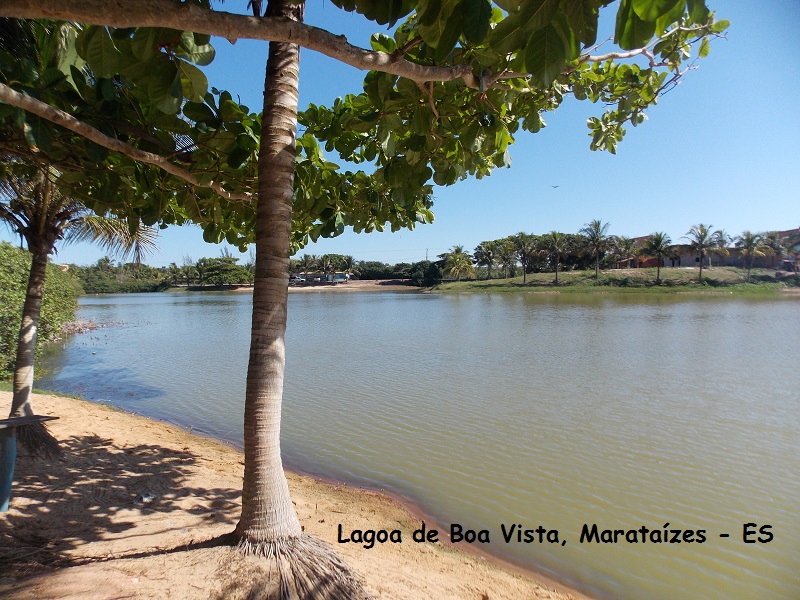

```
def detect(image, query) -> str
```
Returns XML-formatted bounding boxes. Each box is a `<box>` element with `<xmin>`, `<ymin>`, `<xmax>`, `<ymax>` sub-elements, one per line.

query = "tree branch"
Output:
<box><xmin>0</xmin><ymin>83</ymin><xmax>251</xmax><ymax>202</ymax></box>
<box><xmin>0</xmin><ymin>0</ymin><xmax>473</xmax><ymax>84</ymax></box>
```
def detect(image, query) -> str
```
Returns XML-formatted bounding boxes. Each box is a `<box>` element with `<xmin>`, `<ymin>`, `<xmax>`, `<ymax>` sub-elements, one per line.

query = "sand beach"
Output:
<box><xmin>0</xmin><ymin>391</ymin><xmax>586</xmax><ymax>600</ymax></box>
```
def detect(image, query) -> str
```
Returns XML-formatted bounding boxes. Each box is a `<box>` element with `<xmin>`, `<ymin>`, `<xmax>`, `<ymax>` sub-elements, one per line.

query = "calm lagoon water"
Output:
<box><xmin>37</xmin><ymin>291</ymin><xmax>800</xmax><ymax>600</ymax></box>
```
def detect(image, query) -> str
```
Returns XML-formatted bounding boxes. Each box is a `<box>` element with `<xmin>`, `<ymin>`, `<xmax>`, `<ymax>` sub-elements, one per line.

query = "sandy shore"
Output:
<box><xmin>290</xmin><ymin>280</ymin><xmax>419</xmax><ymax>293</ymax></box>
<box><xmin>0</xmin><ymin>392</ymin><xmax>588</xmax><ymax>600</ymax></box>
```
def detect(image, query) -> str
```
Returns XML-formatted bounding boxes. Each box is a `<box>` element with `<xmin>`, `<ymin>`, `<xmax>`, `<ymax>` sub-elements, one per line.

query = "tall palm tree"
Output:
<box><xmin>443</xmin><ymin>244</ymin><xmax>475</xmax><ymax>281</ymax></box>
<box><xmin>0</xmin><ymin>166</ymin><xmax>155</xmax><ymax>456</ymax></box>
<box><xmin>339</xmin><ymin>255</ymin><xmax>358</xmax><ymax>279</ymax></box>
<box><xmin>764</xmin><ymin>231</ymin><xmax>786</xmax><ymax>268</ymax></box>
<box><xmin>613</xmin><ymin>235</ymin><xmax>637</xmax><ymax>268</ymax></box>
<box><xmin>473</xmin><ymin>241</ymin><xmax>497</xmax><ymax>280</ymax></box>
<box><xmin>320</xmin><ymin>254</ymin><xmax>336</xmax><ymax>279</ymax></box>
<box><xmin>297</xmin><ymin>253</ymin><xmax>316</xmax><ymax>278</ymax></box>
<box><xmin>579</xmin><ymin>219</ymin><xmax>611</xmax><ymax>279</ymax></box>
<box><xmin>544</xmin><ymin>231</ymin><xmax>569</xmax><ymax>284</ymax></box>
<box><xmin>496</xmin><ymin>238</ymin><xmax>516</xmax><ymax>279</ymax></box>
<box><xmin>643</xmin><ymin>232</ymin><xmax>672</xmax><ymax>284</ymax></box>
<box><xmin>684</xmin><ymin>223</ymin><xmax>726</xmax><ymax>283</ymax></box>
<box><xmin>513</xmin><ymin>232</ymin><xmax>537</xmax><ymax>284</ymax></box>
<box><xmin>232</xmin><ymin>3</ymin><xmax>367</xmax><ymax>591</ymax></box>
<box><xmin>711</xmin><ymin>228</ymin><xmax>731</xmax><ymax>266</ymax></box>
<box><xmin>736</xmin><ymin>231</ymin><xmax>768</xmax><ymax>282</ymax></box>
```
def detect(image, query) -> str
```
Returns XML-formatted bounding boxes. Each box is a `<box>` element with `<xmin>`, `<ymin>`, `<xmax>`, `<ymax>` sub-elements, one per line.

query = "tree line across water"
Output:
<box><xmin>442</xmin><ymin>222</ymin><xmax>799</xmax><ymax>285</ymax></box>
<box><xmin>63</xmin><ymin>220</ymin><xmax>799</xmax><ymax>295</ymax></box>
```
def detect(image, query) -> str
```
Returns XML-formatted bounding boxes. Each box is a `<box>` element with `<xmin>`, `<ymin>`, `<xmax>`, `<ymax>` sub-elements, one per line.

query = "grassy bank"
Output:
<box><xmin>433</xmin><ymin>266</ymin><xmax>799</xmax><ymax>294</ymax></box>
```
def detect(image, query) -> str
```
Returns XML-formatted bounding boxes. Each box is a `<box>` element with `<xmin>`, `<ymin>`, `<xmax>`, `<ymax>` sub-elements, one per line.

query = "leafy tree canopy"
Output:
<box><xmin>0</xmin><ymin>0</ymin><xmax>727</xmax><ymax>253</ymax></box>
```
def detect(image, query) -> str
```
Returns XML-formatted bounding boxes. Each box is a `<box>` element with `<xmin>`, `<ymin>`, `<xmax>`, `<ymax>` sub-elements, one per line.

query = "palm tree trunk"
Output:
<box><xmin>10</xmin><ymin>249</ymin><xmax>47</xmax><ymax>418</ymax></box>
<box><xmin>595</xmin><ymin>255</ymin><xmax>599</xmax><ymax>279</ymax></box>
<box><xmin>233</xmin><ymin>1</ymin><xmax>365</xmax><ymax>595</ymax></box>
<box><xmin>236</xmin><ymin>0</ymin><xmax>303</xmax><ymax>547</ymax></box>
<box><xmin>10</xmin><ymin>248</ymin><xmax>60</xmax><ymax>458</ymax></box>
<box><xmin>698</xmin><ymin>251</ymin><xmax>704</xmax><ymax>282</ymax></box>
<box><xmin>656</xmin><ymin>257</ymin><xmax>661</xmax><ymax>283</ymax></box>
<box><xmin>554</xmin><ymin>257</ymin><xmax>559</xmax><ymax>284</ymax></box>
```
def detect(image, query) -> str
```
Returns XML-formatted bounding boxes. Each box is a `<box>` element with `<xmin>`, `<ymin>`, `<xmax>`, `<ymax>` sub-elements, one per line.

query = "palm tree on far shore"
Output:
<box><xmin>643</xmin><ymin>232</ymin><xmax>672</xmax><ymax>284</ymax></box>
<box><xmin>513</xmin><ymin>232</ymin><xmax>537</xmax><ymax>284</ymax></box>
<box><xmin>764</xmin><ymin>231</ymin><xmax>786</xmax><ymax>268</ymax></box>
<box><xmin>0</xmin><ymin>166</ymin><xmax>155</xmax><ymax>456</ymax></box>
<box><xmin>443</xmin><ymin>245</ymin><xmax>475</xmax><ymax>281</ymax></box>
<box><xmin>297</xmin><ymin>253</ymin><xmax>316</xmax><ymax>278</ymax></box>
<box><xmin>684</xmin><ymin>223</ymin><xmax>726</xmax><ymax>283</ymax></box>
<box><xmin>736</xmin><ymin>231</ymin><xmax>768</xmax><ymax>282</ymax></box>
<box><xmin>473</xmin><ymin>241</ymin><xmax>497</xmax><ymax>280</ymax></box>
<box><xmin>496</xmin><ymin>238</ymin><xmax>516</xmax><ymax>279</ymax></box>
<box><xmin>613</xmin><ymin>235</ymin><xmax>637</xmax><ymax>268</ymax></box>
<box><xmin>579</xmin><ymin>219</ymin><xmax>611</xmax><ymax>279</ymax></box>
<box><xmin>544</xmin><ymin>231</ymin><xmax>569</xmax><ymax>284</ymax></box>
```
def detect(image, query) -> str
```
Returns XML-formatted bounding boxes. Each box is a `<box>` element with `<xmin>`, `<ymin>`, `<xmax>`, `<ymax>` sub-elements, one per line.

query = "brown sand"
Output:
<box><xmin>290</xmin><ymin>280</ymin><xmax>419</xmax><ymax>293</ymax></box>
<box><xmin>0</xmin><ymin>392</ymin><xmax>587</xmax><ymax>600</ymax></box>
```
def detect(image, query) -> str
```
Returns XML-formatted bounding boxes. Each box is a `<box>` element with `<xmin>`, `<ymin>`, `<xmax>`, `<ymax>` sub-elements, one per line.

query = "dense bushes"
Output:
<box><xmin>0</xmin><ymin>242</ymin><xmax>80</xmax><ymax>380</ymax></box>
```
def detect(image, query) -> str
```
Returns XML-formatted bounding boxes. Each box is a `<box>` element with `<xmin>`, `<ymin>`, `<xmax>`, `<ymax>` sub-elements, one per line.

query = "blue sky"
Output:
<box><xmin>4</xmin><ymin>0</ymin><xmax>799</xmax><ymax>266</ymax></box>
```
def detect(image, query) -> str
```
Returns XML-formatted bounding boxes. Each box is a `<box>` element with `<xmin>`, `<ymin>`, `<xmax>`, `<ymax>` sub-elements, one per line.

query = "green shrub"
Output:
<box><xmin>0</xmin><ymin>242</ymin><xmax>80</xmax><ymax>380</ymax></box>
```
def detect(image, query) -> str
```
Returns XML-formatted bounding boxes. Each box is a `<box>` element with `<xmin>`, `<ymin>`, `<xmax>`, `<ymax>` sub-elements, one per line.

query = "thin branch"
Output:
<box><xmin>0</xmin><ymin>0</ymin><xmax>473</xmax><ymax>84</ymax></box>
<box><xmin>0</xmin><ymin>83</ymin><xmax>252</xmax><ymax>202</ymax></box>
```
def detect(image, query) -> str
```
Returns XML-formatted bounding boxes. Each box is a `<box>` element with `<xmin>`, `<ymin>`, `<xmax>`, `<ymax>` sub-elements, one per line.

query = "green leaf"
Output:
<box><xmin>698</xmin><ymin>37</ymin><xmax>710</xmax><ymax>58</ymax></box>
<box><xmin>377</xmin><ymin>120</ymin><xmax>397</xmax><ymax>157</ymax></box>
<box><xmin>525</xmin><ymin>25</ymin><xmax>566</xmax><ymax>87</ymax></box>
<box><xmin>411</xmin><ymin>106</ymin><xmax>433</xmax><ymax>135</ymax></box>
<box><xmin>615</xmin><ymin>0</ymin><xmax>656</xmax><ymax>50</ymax></box>
<box><xmin>178</xmin><ymin>31</ymin><xmax>216</xmax><ymax>66</ymax></box>
<box><xmin>84</xmin><ymin>27</ymin><xmax>122</xmax><ymax>78</ymax></box>
<box><xmin>370</xmin><ymin>33</ymin><xmax>396</xmax><ymax>53</ymax></box>
<box><xmin>418</xmin><ymin>0</ymin><xmax>460</xmax><ymax>49</ymax></box>
<box><xmin>178</xmin><ymin>60</ymin><xmax>208</xmax><ymax>102</ymax></box>
<box><xmin>462</xmin><ymin>0</ymin><xmax>492</xmax><ymax>43</ymax></box>
<box><xmin>23</xmin><ymin>116</ymin><xmax>52</xmax><ymax>152</ymax></box>
<box><xmin>147</xmin><ymin>56</ymin><xmax>181</xmax><ymax>114</ymax></box>
<box><xmin>418</xmin><ymin>0</ymin><xmax>443</xmax><ymax>27</ymax></box>
<box><xmin>516</xmin><ymin>0</ymin><xmax>561</xmax><ymax>31</ymax></box>
<box><xmin>654</xmin><ymin>0</ymin><xmax>686</xmax><ymax>35</ymax></box>
<box><xmin>433</xmin><ymin>13</ymin><xmax>464</xmax><ymax>62</ymax></box>
<box><xmin>131</xmin><ymin>28</ymin><xmax>160</xmax><ymax>61</ymax></box>
<box><xmin>227</xmin><ymin>146</ymin><xmax>251</xmax><ymax>169</ymax></box>
<box><xmin>552</xmin><ymin>13</ymin><xmax>579</xmax><ymax>61</ymax></box>
<box><xmin>236</xmin><ymin>133</ymin><xmax>258</xmax><ymax>152</ymax></box>
<box><xmin>711</xmin><ymin>19</ymin><xmax>730</xmax><ymax>33</ymax></box>
<box><xmin>563</xmin><ymin>0</ymin><xmax>599</xmax><ymax>45</ymax></box>
<box><xmin>182</xmin><ymin>101</ymin><xmax>216</xmax><ymax>124</ymax></box>
<box><xmin>687</xmin><ymin>0</ymin><xmax>709</xmax><ymax>23</ymax></box>
<box><xmin>632</xmin><ymin>0</ymin><xmax>683</xmax><ymax>22</ymax></box>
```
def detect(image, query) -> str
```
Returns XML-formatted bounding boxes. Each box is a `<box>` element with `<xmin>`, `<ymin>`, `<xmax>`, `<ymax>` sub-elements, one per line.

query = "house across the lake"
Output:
<box><xmin>290</xmin><ymin>271</ymin><xmax>352</xmax><ymax>285</ymax></box>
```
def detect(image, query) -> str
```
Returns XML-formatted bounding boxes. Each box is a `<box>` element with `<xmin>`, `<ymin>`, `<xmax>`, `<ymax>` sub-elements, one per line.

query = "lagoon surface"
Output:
<box><xmin>37</xmin><ymin>291</ymin><xmax>800</xmax><ymax>600</ymax></box>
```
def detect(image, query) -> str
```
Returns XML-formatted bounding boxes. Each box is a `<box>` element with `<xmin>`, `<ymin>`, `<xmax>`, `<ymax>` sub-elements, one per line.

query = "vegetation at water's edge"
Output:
<box><xmin>0</xmin><ymin>242</ymin><xmax>81</xmax><ymax>379</ymax></box>
<box><xmin>433</xmin><ymin>267</ymin><xmax>799</xmax><ymax>294</ymax></box>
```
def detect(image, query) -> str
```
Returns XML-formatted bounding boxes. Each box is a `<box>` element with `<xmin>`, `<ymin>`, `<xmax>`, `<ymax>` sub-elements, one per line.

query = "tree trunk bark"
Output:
<box><xmin>10</xmin><ymin>247</ymin><xmax>61</xmax><ymax>458</ymax></box>
<box><xmin>232</xmin><ymin>5</ymin><xmax>367</xmax><ymax>597</ymax></box>
<box><xmin>10</xmin><ymin>250</ymin><xmax>48</xmax><ymax>419</ymax></box>
<box><xmin>554</xmin><ymin>257</ymin><xmax>559</xmax><ymax>284</ymax></box>
<box><xmin>235</xmin><ymin>0</ymin><xmax>304</xmax><ymax>545</ymax></box>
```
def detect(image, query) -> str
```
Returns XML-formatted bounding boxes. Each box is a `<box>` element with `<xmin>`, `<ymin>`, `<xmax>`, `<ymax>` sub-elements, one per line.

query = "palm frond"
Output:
<box><xmin>69</xmin><ymin>216</ymin><xmax>158</xmax><ymax>264</ymax></box>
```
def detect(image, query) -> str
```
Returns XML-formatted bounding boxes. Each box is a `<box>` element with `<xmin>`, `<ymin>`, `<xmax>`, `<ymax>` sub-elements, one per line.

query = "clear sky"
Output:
<box><xmin>3</xmin><ymin>0</ymin><xmax>799</xmax><ymax>267</ymax></box>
